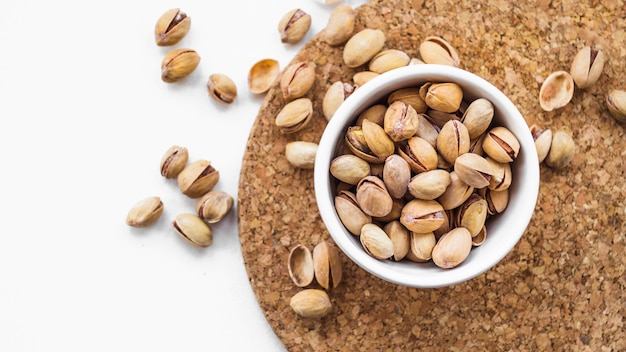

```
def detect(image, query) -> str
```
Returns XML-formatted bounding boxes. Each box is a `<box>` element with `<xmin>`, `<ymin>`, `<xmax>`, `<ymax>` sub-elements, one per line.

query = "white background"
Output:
<box><xmin>0</xmin><ymin>0</ymin><xmax>367</xmax><ymax>351</ymax></box>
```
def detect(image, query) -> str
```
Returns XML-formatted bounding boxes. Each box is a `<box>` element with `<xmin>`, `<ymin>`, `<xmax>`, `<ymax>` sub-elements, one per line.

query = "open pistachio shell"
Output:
<box><xmin>155</xmin><ymin>8</ymin><xmax>191</xmax><ymax>46</ymax></box>
<box><xmin>606</xmin><ymin>89</ymin><xmax>626</xmax><ymax>123</ymax></box>
<box><xmin>418</xmin><ymin>36</ymin><xmax>460</xmax><ymax>67</ymax></box>
<box><xmin>248</xmin><ymin>59</ymin><xmax>280</xmax><ymax>94</ymax></box>
<box><xmin>313</xmin><ymin>241</ymin><xmax>343</xmax><ymax>290</ymax></box>
<box><xmin>570</xmin><ymin>46</ymin><xmax>605</xmax><ymax>89</ymax></box>
<box><xmin>455</xmin><ymin>194</ymin><xmax>488</xmax><ymax>237</ymax></box>
<box><xmin>539</xmin><ymin>71</ymin><xmax>574</xmax><ymax>111</ymax></box>
<box><xmin>288</xmin><ymin>244</ymin><xmax>315</xmax><ymax>287</ymax></box>
<box><xmin>400</xmin><ymin>199</ymin><xmax>445</xmax><ymax>233</ymax></box>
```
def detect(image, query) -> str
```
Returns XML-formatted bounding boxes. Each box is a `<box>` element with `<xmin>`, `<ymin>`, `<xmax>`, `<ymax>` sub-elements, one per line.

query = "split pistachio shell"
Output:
<box><xmin>383</xmin><ymin>221</ymin><xmax>410</xmax><ymax>261</ymax></box>
<box><xmin>398</xmin><ymin>136</ymin><xmax>438</xmax><ymax>173</ymax></box>
<box><xmin>323</xmin><ymin>81</ymin><xmax>355</xmax><ymax>121</ymax></box>
<box><xmin>454</xmin><ymin>153</ymin><xmax>496</xmax><ymax>189</ymax></box>
<box><xmin>345</xmin><ymin>126</ymin><xmax>385</xmax><ymax>163</ymax></box>
<box><xmin>368</xmin><ymin>49</ymin><xmax>410</xmax><ymax>74</ymax></box>
<box><xmin>278</xmin><ymin>8</ymin><xmax>311</xmax><ymax>44</ymax></box>
<box><xmin>383</xmin><ymin>101</ymin><xmax>420</xmax><ymax>142</ymax></box>
<box><xmin>606</xmin><ymin>89</ymin><xmax>626</xmax><ymax>123</ymax></box>
<box><xmin>353</xmin><ymin>71</ymin><xmax>380</xmax><ymax>87</ymax></box>
<box><xmin>539</xmin><ymin>71</ymin><xmax>574</xmax><ymax>111</ymax></box>
<box><xmin>322</xmin><ymin>4</ymin><xmax>355</xmax><ymax>46</ymax></box>
<box><xmin>161</xmin><ymin>48</ymin><xmax>200</xmax><ymax>83</ymax></box>
<box><xmin>479</xmin><ymin>187</ymin><xmax>509</xmax><ymax>215</ymax></box>
<box><xmin>437</xmin><ymin>120</ymin><xmax>470</xmax><ymax>165</ymax></box>
<box><xmin>290</xmin><ymin>289</ymin><xmax>332</xmax><ymax>318</ymax></box>
<box><xmin>400</xmin><ymin>199</ymin><xmax>445</xmax><ymax>233</ymax></box>
<box><xmin>407</xmin><ymin>169</ymin><xmax>451</xmax><ymax>200</ymax></box>
<box><xmin>196</xmin><ymin>190</ymin><xmax>234</xmax><ymax>223</ymax></box>
<box><xmin>334</xmin><ymin>190</ymin><xmax>372</xmax><ymax>235</ymax></box>
<box><xmin>155</xmin><ymin>8</ymin><xmax>191</xmax><ymax>46</ymax></box>
<box><xmin>285</xmin><ymin>141</ymin><xmax>318</xmax><ymax>169</ymax></box>
<box><xmin>382</xmin><ymin>154</ymin><xmax>411</xmax><ymax>199</ymax></box>
<box><xmin>177</xmin><ymin>160</ymin><xmax>219</xmax><ymax>198</ymax></box>
<box><xmin>248</xmin><ymin>59</ymin><xmax>280</xmax><ymax>94</ymax></box>
<box><xmin>472</xmin><ymin>226</ymin><xmax>487</xmax><ymax>246</ymax></box>
<box><xmin>456</xmin><ymin>194</ymin><xmax>488</xmax><ymax>237</ymax></box>
<box><xmin>406</xmin><ymin>232</ymin><xmax>436</xmax><ymax>262</ymax></box>
<box><xmin>356</xmin><ymin>176</ymin><xmax>393</xmax><ymax>217</ymax></box>
<box><xmin>418</xmin><ymin>36</ymin><xmax>460</xmax><ymax>67</ymax></box>
<box><xmin>343</xmin><ymin>28</ymin><xmax>386</xmax><ymax>68</ymax></box>
<box><xmin>482</xmin><ymin>126</ymin><xmax>520</xmax><ymax>163</ymax></box>
<box><xmin>545</xmin><ymin>130</ymin><xmax>576</xmax><ymax>169</ymax></box>
<box><xmin>275</xmin><ymin>98</ymin><xmax>313</xmax><ymax>134</ymax></box>
<box><xmin>570</xmin><ymin>46</ymin><xmax>605</xmax><ymax>89</ymax></box>
<box><xmin>313</xmin><ymin>241</ymin><xmax>343</xmax><ymax>290</ymax></box>
<box><xmin>437</xmin><ymin>171</ymin><xmax>474</xmax><ymax>210</ymax></box>
<box><xmin>462</xmin><ymin>98</ymin><xmax>494</xmax><ymax>139</ymax></box>
<box><xmin>126</xmin><ymin>196</ymin><xmax>164</xmax><ymax>227</ymax></box>
<box><xmin>432</xmin><ymin>227</ymin><xmax>472</xmax><ymax>269</ymax></box>
<box><xmin>280</xmin><ymin>61</ymin><xmax>316</xmax><ymax>102</ymax></box>
<box><xmin>387</xmin><ymin>88</ymin><xmax>428</xmax><ymax>113</ymax></box>
<box><xmin>330</xmin><ymin>154</ymin><xmax>370</xmax><ymax>184</ymax></box>
<box><xmin>288</xmin><ymin>244</ymin><xmax>315</xmax><ymax>287</ymax></box>
<box><xmin>530</xmin><ymin>125</ymin><xmax>553</xmax><ymax>163</ymax></box>
<box><xmin>424</xmin><ymin>82</ymin><xmax>463</xmax><ymax>113</ymax></box>
<box><xmin>362</xmin><ymin>119</ymin><xmax>395</xmax><ymax>160</ymax></box>
<box><xmin>160</xmin><ymin>145</ymin><xmax>188</xmax><ymax>179</ymax></box>
<box><xmin>207</xmin><ymin>73</ymin><xmax>237</xmax><ymax>104</ymax></box>
<box><xmin>360</xmin><ymin>223</ymin><xmax>395</xmax><ymax>260</ymax></box>
<box><xmin>172</xmin><ymin>213</ymin><xmax>212</xmax><ymax>247</ymax></box>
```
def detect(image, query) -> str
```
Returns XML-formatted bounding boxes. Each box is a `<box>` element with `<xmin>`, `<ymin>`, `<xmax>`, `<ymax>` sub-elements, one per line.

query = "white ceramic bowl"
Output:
<box><xmin>314</xmin><ymin>64</ymin><xmax>540</xmax><ymax>288</ymax></box>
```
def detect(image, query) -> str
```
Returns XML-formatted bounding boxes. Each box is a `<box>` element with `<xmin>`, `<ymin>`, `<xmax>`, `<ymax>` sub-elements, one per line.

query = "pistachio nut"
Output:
<box><xmin>406</xmin><ymin>231</ymin><xmax>436</xmax><ymax>263</ymax></box>
<box><xmin>362</xmin><ymin>119</ymin><xmax>395</xmax><ymax>160</ymax></box>
<box><xmin>383</xmin><ymin>220</ymin><xmax>410</xmax><ymax>261</ymax></box>
<box><xmin>126</xmin><ymin>196</ymin><xmax>164</xmax><ymax>228</ymax></box>
<box><xmin>248</xmin><ymin>58</ymin><xmax>280</xmax><ymax>94</ymax></box>
<box><xmin>415</xmin><ymin>113</ymin><xmax>440</xmax><ymax>148</ymax></box>
<box><xmin>288</xmin><ymin>244</ymin><xmax>314</xmax><ymax>287</ymax></box>
<box><xmin>196</xmin><ymin>190</ymin><xmax>234</xmax><ymax>223</ymax></box>
<box><xmin>432</xmin><ymin>227</ymin><xmax>472</xmax><ymax>269</ymax></box>
<box><xmin>275</xmin><ymin>98</ymin><xmax>313</xmax><ymax>134</ymax></box>
<box><xmin>479</xmin><ymin>187</ymin><xmax>509</xmax><ymax>215</ymax></box>
<box><xmin>530</xmin><ymin>125</ymin><xmax>552</xmax><ymax>164</ymax></box>
<box><xmin>606</xmin><ymin>89</ymin><xmax>626</xmax><ymax>123</ymax></box>
<box><xmin>155</xmin><ymin>8</ymin><xmax>191</xmax><ymax>46</ymax></box>
<box><xmin>322</xmin><ymin>4</ymin><xmax>355</xmax><ymax>47</ymax></box>
<box><xmin>345</xmin><ymin>126</ymin><xmax>385</xmax><ymax>163</ymax></box>
<box><xmin>383</xmin><ymin>101</ymin><xmax>420</xmax><ymax>142</ymax></box>
<box><xmin>356</xmin><ymin>104</ymin><xmax>386</xmax><ymax>127</ymax></box>
<box><xmin>343</xmin><ymin>28</ymin><xmax>386</xmax><ymax>68</ymax></box>
<box><xmin>454</xmin><ymin>153</ymin><xmax>496</xmax><ymax>189</ymax></box>
<box><xmin>485</xmin><ymin>157</ymin><xmax>512</xmax><ymax>191</ymax></box>
<box><xmin>323</xmin><ymin>81</ymin><xmax>355</xmax><ymax>121</ymax></box>
<box><xmin>313</xmin><ymin>241</ymin><xmax>343</xmax><ymax>290</ymax></box>
<box><xmin>387</xmin><ymin>88</ymin><xmax>428</xmax><ymax>113</ymax></box>
<box><xmin>160</xmin><ymin>145</ymin><xmax>188</xmax><ymax>179</ymax></box>
<box><xmin>368</xmin><ymin>49</ymin><xmax>410</xmax><ymax>74</ymax></box>
<box><xmin>177</xmin><ymin>159</ymin><xmax>220</xmax><ymax>198</ymax></box>
<box><xmin>400</xmin><ymin>199</ymin><xmax>445</xmax><ymax>233</ymax></box>
<box><xmin>382</xmin><ymin>154</ymin><xmax>411</xmax><ymax>199</ymax></box>
<box><xmin>482</xmin><ymin>126</ymin><xmax>520</xmax><ymax>163</ymax></box>
<box><xmin>285</xmin><ymin>141</ymin><xmax>318</xmax><ymax>169</ymax></box>
<box><xmin>290</xmin><ymin>289</ymin><xmax>332</xmax><ymax>318</ymax></box>
<box><xmin>545</xmin><ymin>130</ymin><xmax>576</xmax><ymax>169</ymax></box>
<box><xmin>360</xmin><ymin>223</ymin><xmax>395</xmax><ymax>260</ymax></box>
<box><xmin>407</xmin><ymin>169</ymin><xmax>451</xmax><ymax>200</ymax></box>
<box><xmin>570</xmin><ymin>46</ymin><xmax>605</xmax><ymax>89</ymax></box>
<box><xmin>437</xmin><ymin>171</ymin><xmax>474</xmax><ymax>210</ymax></box>
<box><xmin>206</xmin><ymin>73</ymin><xmax>237</xmax><ymax>104</ymax></box>
<box><xmin>280</xmin><ymin>61</ymin><xmax>316</xmax><ymax>102</ymax></box>
<box><xmin>356</xmin><ymin>176</ymin><xmax>394</xmax><ymax>217</ymax></box>
<box><xmin>462</xmin><ymin>98</ymin><xmax>494</xmax><ymax>139</ymax></box>
<box><xmin>353</xmin><ymin>71</ymin><xmax>380</xmax><ymax>87</ymax></box>
<box><xmin>334</xmin><ymin>190</ymin><xmax>372</xmax><ymax>235</ymax></box>
<box><xmin>278</xmin><ymin>8</ymin><xmax>311</xmax><ymax>44</ymax></box>
<box><xmin>330</xmin><ymin>154</ymin><xmax>370</xmax><ymax>185</ymax></box>
<box><xmin>437</xmin><ymin>120</ymin><xmax>470</xmax><ymax>165</ymax></box>
<box><xmin>172</xmin><ymin>213</ymin><xmax>212</xmax><ymax>247</ymax></box>
<box><xmin>161</xmin><ymin>48</ymin><xmax>200</xmax><ymax>83</ymax></box>
<box><xmin>418</xmin><ymin>36</ymin><xmax>460</xmax><ymax>67</ymax></box>
<box><xmin>455</xmin><ymin>194</ymin><xmax>488</xmax><ymax>237</ymax></box>
<box><xmin>424</xmin><ymin>82</ymin><xmax>463</xmax><ymax>113</ymax></box>
<box><xmin>398</xmin><ymin>136</ymin><xmax>438</xmax><ymax>173</ymax></box>
<box><xmin>539</xmin><ymin>70</ymin><xmax>574</xmax><ymax>111</ymax></box>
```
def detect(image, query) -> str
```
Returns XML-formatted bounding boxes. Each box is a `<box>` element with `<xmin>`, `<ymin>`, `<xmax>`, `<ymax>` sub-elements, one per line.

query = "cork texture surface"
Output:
<box><xmin>237</xmin><ymin>0</ymin><xmax>626</xmax><ymax>351</ymax></box>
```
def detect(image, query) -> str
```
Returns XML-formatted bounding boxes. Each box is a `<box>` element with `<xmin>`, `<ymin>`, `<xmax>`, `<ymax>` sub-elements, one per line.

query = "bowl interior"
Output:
<box><xmin>314</xmin><ymin>64</ymin><xmax>540</xmax><ymax>288</ymax></box>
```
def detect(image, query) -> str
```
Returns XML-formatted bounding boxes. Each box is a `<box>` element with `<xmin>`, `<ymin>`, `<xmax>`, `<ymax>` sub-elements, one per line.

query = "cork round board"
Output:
<box><xmin>237</xmin><ymin>0</ymin><xmax>626</xmax><ymax>350</ymax></box>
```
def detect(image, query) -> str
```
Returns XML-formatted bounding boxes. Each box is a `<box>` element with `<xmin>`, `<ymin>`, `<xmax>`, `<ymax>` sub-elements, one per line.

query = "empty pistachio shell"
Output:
<box><xmin>275</xmin><ymin>98</ymin><xmax>313</xmax><ymax>134</ymax></box>
<box><xmin>407</xmin><ymin>169</ymin><xmax>451</xmax><ymax>200</ymax></box>
<box><xmin>472</xmin><ymin>226</ymin><xmax>487</xmax><ymax>246</ymax></box>
<box><xmin>400</xmin><ymin>199</ymin><xmax>445</xmax><ymax>233</ymax></box>
<box><xmin>177</xmin><ymin>160</ymin><xmax>219</xmax><ymax>198</ymax></box>
<box><xmin>313</xmin><ymin>241</ymin><xmax>343</xmax><ymax>290</ymax></box>
<box><xmin>539</xmin><ymin>71</ymin><xmax>574</xmax><ymax>111</ymax></box>
<box><xmin>207</xmin><ymin>73</ymin><xmax>237</xmax><ymax>104</ymax></box>
<box><xmin>248</xmin><ymin>59</ymin><xmax>280</xmax><ymax>94</ymax></box>
<box><xmin>126</xmin><ymin>196</ymin><xmax>164</xmax><ymax>227</ymax></box>
<box><xmin>285</xmin><ymin>141</ymin><xmax>318</xmax><ymax>169</ymax></box>
<box><xmin>330</xmin><ymin>154</ymin><xmax>370</xmax><ymax>185</ymax></box>
<box><xmin>160</xmin><ymin>145</ymin><xmax>188</xmax><ymax>179</ymax></box>
<box><xmin>606</xmin><ymin>89</ymin><xmax>626</xmax><ymax>123</ymax></box>
<box><xmin>482</xmin><ymin>126</ymin><xmax>520</xmax><ymax>163</ymax></box>
<box><xmin>382</xmin><ymin>154</ymin><xmax>411</xmax><ymax>199</ymax></box>
<box><xmin>545</xmin><ymin>130</ymin><xmax>576</xmax><ymax>169</ymax></box>
<box><xmin>418</xmin><ymin>36</ymin><xmax>460</xmax><ymax>67</ymax></box>
<box><xmin>383</xmin><ymin>221</ymin><xmax>410</xmax><ymax>261</ymax></box>
<box><xmin>530</xmin><ymin>125</ymin><xmax>553</xmax><ymax>164</ymax></box>
<box><xmin>432</xmin><ymin>227</ymin><xmax>472</xmax><ymax>269</ymax></box>
<box><xmin>334</xmin><ymin>191</ymin><xmax>372</xmax><ymax>235</ymax></box>
<box><xmin>278</xmin><ymin>8</ymin><xmax>311</xmax><ymax>44</ymax></box>
<box><xmin>356</xmin><ymin>176</ymin><xmax>393</xmax><ymax>218</ymax></box>
<box><xmin>360</xmin><ymin>223</ymin><xmax>395</xmax><ymax>260</ymax></box>
<box><xmin>155</xmin><ymin>8</ymin><xmax>191</xmax><ymax>46</ymax></box>
<box><xmin>343</xmin><ymin>28</ymin><xmax>386</xmax><ymax>68</ymax></box>
<box><xmin>161</xmin><ymin>48</ymin><xmax>200</xmax><ymax>83</ymax></box>
<box><xmin>196</xmin><ymin>190</ymin><xmax>234</xmax><ymax>223</ymax></box>
<box><xmin>172</xmin><ymin>213</ymin><xmax>212</xmax><ymax>247</ymax></box>
<box><xmin>323</xmin><ymin>81</ymin><xmax>355</xmax><ymax>121</ymax></box>
<box><xmin>570</xmin><ymin>46</ymin><xmax>605</xmax><ymax>89</ymax></box>
<box><xmin>288</xmin><ymin>244</ymin><xmax>314</xmax><ymax>287</ymax></box>
<box><xmin>322</xmin><ymin>4</ymin><xmax>355</xmax><ymax>46</ymax></box>
<box><xmin>290</xmin><ymin>289</ymin><xmax>332</xmax><ymax>318</ymax></box>
<box><xmin>368</xmin><ymin>49</ymin><xmax>410</xmax><ymax>74</ymax></box>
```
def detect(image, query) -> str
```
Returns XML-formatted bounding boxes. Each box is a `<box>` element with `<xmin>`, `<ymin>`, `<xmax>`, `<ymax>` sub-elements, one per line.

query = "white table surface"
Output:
<box><xmin>0</xmin><ymin>0</ymin><xmax>367</xmax><ymax>350</ymax></box>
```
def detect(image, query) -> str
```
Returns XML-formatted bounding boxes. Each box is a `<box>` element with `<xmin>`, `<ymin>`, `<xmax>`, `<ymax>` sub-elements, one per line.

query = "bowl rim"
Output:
<box><xmin>314</xmin><ymin>64</ymin><xmax>540</xmax><ymax>288</ymax></box>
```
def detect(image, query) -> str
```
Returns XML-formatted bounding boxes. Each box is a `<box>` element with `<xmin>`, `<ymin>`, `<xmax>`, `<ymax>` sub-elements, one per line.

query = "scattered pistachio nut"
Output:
<box><xmin>280</xmin><ymin>61</ymin><xmax>316</xmax><ymax>101</ymax></box>
<box><xmin>606</xmin><ymin>89</ymin><xmax>626</xmax><ymax>123</ymax></box>
<box><xmin>278</xmin><ymin>8</ymin><xmax>311</xmax><ymax>44</ymax></box>
<box><xmin>312</xmin><ymin>241</ymin><xmax>343</xmax><ymax>290</ymax></box>
<box><xmin>288</xmin><ymin>244</ymin><xmax>315</xmax><ymax>287</ymax></box>
<box><xmin>285</xmin><ymin>141</ymin><xmax>318</xmax><ymax>169</ymax></box>
<box><xmin>196</xmin><ymin>190</ymin><xmax>233</xmax><ymax>223</ymax></box>
<box><xmin>248</xmin><ymin>58</ymin><xmax>280</xmax><ymax>94</ymax></box>
<box><xmin>177</xmin><ymin>159</ymin><xmax>220</xmax><ymax>198</ymax></box>
<box><xmin>207</xmin><ymin>73</ymin><xmax>237</xmax><ymax>104</ymax></box>
<box><xmin>343</xmin><ymin>28</ymin><xmax>386</xmax><ymax>68</ymax></box>
<box><xmin>322</xmin><ymin>4</ymin><xmax>355</xmax><ymax>47</ymax></box>
<box><xmin>539</xmin><ymin>70</ymin><xmax>574</xmax><ymax>111</ymax></box>
<box><xmin>275</xmin><ymin>98</ymin><xmax>314</xmax><ymax>134</ymax></box>
<box><xmin>126</xmin><ymin>196</ymin><xmax>164</xmax><ymax>228</ymax></box>
<box><xmin>570</xmin><ymin>46</ymin><xmax>605</xmax><ymax>89</ymax></box>
<box><xmin>160</xmin><ymin>145</ymin><xmax>189</xmax><ymax>179</ymax></box>
<box><xmin>289</xmin><ymin>289</ymin><xmax>332</xmax><ymax>318</ymax></box>
<box><xmin>161</xmin><ymin>48</ymin><xmax>200</xmax><ymax>83</ymax></box>
<box><xmin>418</xmin><ymin>36</ymin><xmax>460</xmax><ymax>67</ymax></box>
<box><xmin>172</xmin><ymin>213</ymin><xmax>212</xmax><ymax>247</ymax></box>
<box><xmin>155</xmin><ymin>8</ymin><xmax>191</xmax><ymax>46</ymax></box>
<box><xmin>545</xmin><ymin>130</ymin><xmax>575</xmax><ymax>169</ymax></box>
